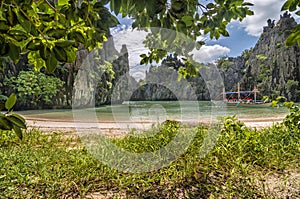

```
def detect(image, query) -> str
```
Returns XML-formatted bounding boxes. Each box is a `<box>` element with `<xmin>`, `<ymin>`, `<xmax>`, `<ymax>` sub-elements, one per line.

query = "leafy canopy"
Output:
<box><xmin>281</xmin><ymin>0</ymin><xmax>300</xmax><ymax>46</ymax></box>
<box><xmin>0</xmin><ymin>0</ymin><xmax>254</xmax><ymax>73</ymax></box>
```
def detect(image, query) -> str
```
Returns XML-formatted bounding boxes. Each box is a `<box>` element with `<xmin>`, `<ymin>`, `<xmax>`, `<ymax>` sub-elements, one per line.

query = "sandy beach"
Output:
<box><xmin>24</xmin><ymin>115</ymin><xmax>286</xmax><ymax>137</ymax></box>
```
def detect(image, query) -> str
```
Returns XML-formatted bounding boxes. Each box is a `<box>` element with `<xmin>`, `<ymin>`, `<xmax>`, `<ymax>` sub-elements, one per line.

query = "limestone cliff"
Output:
<box><xmin>133</xmin><ymin>12</ymin><xmax>300</xmax><ymax>102</ymax></box>
<box><xmin>1</xmin><ymin>34</ymin><xmax>135</xmax><ymax>109</ymax></box>
<box><xmin>241</xmin><ymin>12</ymin><xmax>300</xmax><ymax>101</ymax></box>
<box><xmin>72</xmin><ymin>36</ymin><xmax>137</xmax><ymax>107</ymax></box>
<box><xmin>217</xmin><ymin>12</ymin><xmax>300</xmax><ymax>101</ymax></box>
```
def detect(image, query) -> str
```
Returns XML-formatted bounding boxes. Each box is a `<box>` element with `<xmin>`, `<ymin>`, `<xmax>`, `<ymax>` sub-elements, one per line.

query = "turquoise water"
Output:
<box><xmin>19</xmin><ymin>101</ymin><xmax>290</xmax><ymax>122</ymax></box>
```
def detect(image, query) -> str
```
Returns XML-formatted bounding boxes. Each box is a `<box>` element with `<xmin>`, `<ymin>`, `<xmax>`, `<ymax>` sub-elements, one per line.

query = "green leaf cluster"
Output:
<box><xmin>0</xmin><ymin>94</ymin><xmax>26</xmax><ymax>140</ymax></box>
<box><xmin>281</xmin><ymin>0</ymin><xmax>300</xmax><ymax>46</ymax></box>
<box><xmin>0</xmin><ymin>0</ymin><xmax>118</xmax><ymax>71</ymax></box>
<box><xmin>0</xmin><ymin>0</ymin><xmax>254</xmax><ymax>74</ymax></box>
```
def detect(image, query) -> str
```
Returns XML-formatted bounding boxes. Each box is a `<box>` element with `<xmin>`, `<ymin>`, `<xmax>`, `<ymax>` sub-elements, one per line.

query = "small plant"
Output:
<box><xmin>283</xmin><ymin>105</ymin><xmax>300</xmax><ymax>131</ymax></box>
<box><xmin>0</xmin><ymin>93</ymin><xmax>27</xmax><ymax>140</ymax></box>
<box><xmin>271</xmin><ymin>96</ymin><xmax>288</xmax><ymax>107</ymax></box>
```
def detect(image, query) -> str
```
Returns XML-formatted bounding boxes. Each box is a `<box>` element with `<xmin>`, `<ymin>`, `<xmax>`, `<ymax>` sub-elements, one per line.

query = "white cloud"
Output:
<box><xmin>238</xmin><ymin>0</ymin><xmax>287</xmax><ymax>36</ymax></box>
<box><xmin>192</xmin><ymin>45</ymin><xmax>230</xmax><ymax>63</ymax></box>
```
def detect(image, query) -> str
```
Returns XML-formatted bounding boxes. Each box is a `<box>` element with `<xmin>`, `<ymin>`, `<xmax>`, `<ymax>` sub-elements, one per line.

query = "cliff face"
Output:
<box><xmin>130</xmin><ymin>56</ymin><xmax>217</xmax><ymax>101</ymax></box>
<box><xmin>215</xmin><ymin>12</ymin><xmax>300</xmax><ymax>102</ymax></box>
<box><xmin>133</xmin><ymin>12</ymin><xmax>300</xmax><ymax>102</ymax></box>
<box><xmin>0</xmin><ymin>34</ymin><xmax>134</xmax><ymax>109</ymax></box>
<box><xmin>73</xmin><ymin>37</ymin><xmax>136</xmax><ymax>107</ymax></box>
<box><xmin>240</xmin><ymin>12</ymin><xmax>300</xmax><ymax>101</ymax></box>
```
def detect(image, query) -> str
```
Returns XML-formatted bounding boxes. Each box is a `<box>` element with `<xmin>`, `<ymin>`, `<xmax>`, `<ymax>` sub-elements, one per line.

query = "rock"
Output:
<box><xmin>240</xmin><ymin>12</ymin><xmax>300</xmax><ymax>101</ymax></box>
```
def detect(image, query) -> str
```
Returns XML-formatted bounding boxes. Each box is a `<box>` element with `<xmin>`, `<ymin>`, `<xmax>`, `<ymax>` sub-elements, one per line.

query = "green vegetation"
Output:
<box><xmin>256</xmin><ymin>54</ymin><xmax>267</xmax><ymax>61</ymax></box>
<box><xmin>281</xmin><ymin>0</ymin><xmax>300</xmax><ymax>46</ymax></box>
<box><xmin>0</xmin><ymin>0</ymin><xmax>255</xmax><ymax>73</ymax></box>
<box><xmin>216</xmin><ymin>56</ymin><xmax>234</xmax><ymax>71</ymax></box>
<box><xmin>4</xmin><ymin>70</ymin><xmax>64</xmax><ymax>109</ymax></box>
<box><xmin>0</xmin><ymin>93</ymin><xmax>26</xmax><ymax>140</ymax></box>
<box><xmin>1</xmin><ymin>107</ymin><xmax>299</xmax><ymax>198</ymax></box>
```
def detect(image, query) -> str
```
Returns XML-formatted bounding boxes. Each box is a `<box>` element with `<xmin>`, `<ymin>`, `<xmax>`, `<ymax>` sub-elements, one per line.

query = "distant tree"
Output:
<box><xmin>241</xmin><ymin>48</ymin><xmax>253</xmax><ymax>60</ymax></box>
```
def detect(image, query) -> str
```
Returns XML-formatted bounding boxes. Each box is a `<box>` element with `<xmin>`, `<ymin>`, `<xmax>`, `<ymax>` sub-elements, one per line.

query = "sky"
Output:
<box><xmin>110</xmin><ymin>0</ymin><xmax>299</xmax><ymax>80</ymax></box>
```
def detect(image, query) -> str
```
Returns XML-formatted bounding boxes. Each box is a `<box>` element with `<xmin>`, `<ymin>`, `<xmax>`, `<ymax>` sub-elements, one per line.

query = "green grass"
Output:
<box><xmin>0</xmin><ymin>108</ymin><xmax>299</xmax><ymax>198</ymax></box>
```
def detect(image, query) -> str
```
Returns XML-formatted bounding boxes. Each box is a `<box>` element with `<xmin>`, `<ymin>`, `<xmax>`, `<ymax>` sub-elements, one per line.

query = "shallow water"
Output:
<box><xmin>18</xmin><ymin>101</ymin><xmax>290</xmax><ymax>123</ymax></box>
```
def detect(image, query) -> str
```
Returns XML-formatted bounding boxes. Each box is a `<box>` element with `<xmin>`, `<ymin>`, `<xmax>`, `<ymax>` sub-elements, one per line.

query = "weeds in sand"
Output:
<box><xmin>0</xmin><ymin>107</ymin><xmax>299</xmax><ymax>198</ymax></box>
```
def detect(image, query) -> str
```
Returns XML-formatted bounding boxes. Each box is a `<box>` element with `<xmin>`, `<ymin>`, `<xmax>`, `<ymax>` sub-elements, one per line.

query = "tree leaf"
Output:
<box><xmin>135</xmin><ymin>0</ymin><xmax>145</xmax><ymax>12</ymax></box>
<box><xmin>55</xmin><ymin>40</ymin><xmax>75</xmax><ymax>48</ymax></box>
<box><xmin>58</xmin><ymin>0</ymin><xmax>68</xmax><ymax>6</ymax></box>
<box><xmin>29</xmin><ymin>51</ymin><xmax>46</xmax><ymax>70</ymax></box>
<box><xmin>26</xmin><ymin>39</ymin><xmax>41</xmax><ymax>51</ymax></box>
<box><xmin>0</xmin><ymin>117</ymin><xmax>13</xmax><ymax>130</ymax></box>
<box><xmin>7</xmin><ymin>115</ymin><xmax>26</xmax><ymax>129</ymax></box>
<box><xmin>206</xmin><ymin>3</ymin><xmax>215</xmax><ymax>9</ymax></box>
<box><xmin>182</xmin><ymin>16</ymin><xmax>194</xmax><ymax>27</ymax></box>
<box><xmin>39</xmin><ymin>45</ymin><xmax>51</xmax><ymax>60</ymax></box>
<box><xmin>0</xmin><ymin>43</ymin><xmax>9</xmax><ymax>56</ymax></box>
<box><xmin>65</xmin><ymin>47</ymin><xmax>76</xmax><ymax>63</ymax></box>
<box><xmin>0</xmin><ymin>21</ymin><xmax>10</xmax><ymax>31</ymax></box>
<box><xmin>286</xmin><ymin>31</ymin><xmax>300</xmax><ymax>46</ymax></box>
<box><xmin>46</xmin><ymin>51</ymin><xmax>58</xmax><ymax>73</ymax></box>
<box><xmin>53</xmin><ymin>46</ymin><xmax>68</xmax><ymax>62</ymax></box>
<box><xmin>13</xmin><ymin>125</ymin><xmax>23</xmax><ymax>140</ymax></box>
<box><xmin>11</xmin><ymin>113</ymin><xmax>26</xmax><ymax>124</ymax></box>
<box><xmin>281</xmin><ymin>0</ymin><xmax>293</xmax><ymax>11</ymax></box>
<box><xmin>5</xmin><ymin>93</ymin><xmax>17</xmax><ymax>111</ymax></box>
<box><xmin>15</xmin><ymin>10</ymin><xmax>31</xmax><ymax>33</ymax></box>
<box><xmin>8</xmin><ymin>44</ymin><xmax>20</xmax><ymax>63</ymax></box>
<box><xmin>46</xmin><ymin>29</ymin><xmax>66</xmax><ymax>39</ymax></box>
<box><xmin>113</xmin><ymin>0</ymin><xmax>121</xmax><ymax>15</ymax></box>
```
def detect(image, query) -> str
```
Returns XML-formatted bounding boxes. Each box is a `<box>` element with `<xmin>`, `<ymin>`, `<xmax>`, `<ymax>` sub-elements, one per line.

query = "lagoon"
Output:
<box><xmin>18</xmin><ymin>101</ymin><xmax>290</xmax><ymax>124</ymax></box>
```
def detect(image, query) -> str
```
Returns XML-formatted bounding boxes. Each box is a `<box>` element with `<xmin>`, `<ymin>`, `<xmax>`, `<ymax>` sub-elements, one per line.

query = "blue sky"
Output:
<box><xmin>110</xmin><ymin>0</ymin><xmax>299</xmax><ymax>80</ymax></box>
<box><xmin>206</xmin><ymin>24</ymin><xmax>259</xmax><ymax>57</ymax></box>
<box><xmin>206</xmin><ymin>0</ymin><xmax>300</xmax><ymax>57</ymax></box>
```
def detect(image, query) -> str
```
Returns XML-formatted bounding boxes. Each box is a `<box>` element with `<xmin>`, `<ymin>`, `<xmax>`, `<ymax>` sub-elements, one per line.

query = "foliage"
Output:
<box><xmin>216</xmin><ymin>56</ymin><xmax>234</xmax><ymax>71</ymax></box>
<box><xmin>241</xmin><ymin>48</ymin><xmax>253</xmax><ymax>60</ymax></box>
<box><xmin>0</xmin><ymin>110</ymin><xmax>299</xmax><ymax>198</ymax></box>
<box><xmin>0</xmin><ymin>0</ymin><xmax>254</xmax><ymax>75</ymax></box>
<box><xmin>255</xmin><ymin>54</ymin><xmax>267</xmax><ymax>61</ymax></box>
<box><xmin>281</xmin><ymin>0</ymin><xmax>300</xmax><ymax>46</ymax></box>
<box><xmin>0</xmin><ymin>0</ymin><xmax>119</xmax><ymax>72</ymax></box>
<box><xmin>283</xmin><ymin>105</ymin><xmax>300</xmax><ymax>130</ymax></box>
<box><xmin>0</xmin><ymin>91</ymin><xmax>8</xmax><ymax>107</ymax></box>
<box><xmin>4</xmin><ymin>70</ymin><xmax>64</xmax><ymax>109</ymax></box>
<box><xmin>285</xmin><ymin>79</ymin><xmax>298</xmax><ymax>90</ymax></box>
<box><xmin>0</xmin><ymin>93</ymin><xmax>26</xmax><ymax>140</ymax></box>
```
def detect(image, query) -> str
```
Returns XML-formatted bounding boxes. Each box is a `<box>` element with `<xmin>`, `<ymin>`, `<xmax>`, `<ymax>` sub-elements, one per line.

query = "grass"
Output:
<box><xmin>0</xmin><ymin>108</ymin><xmax>299</xmax><ymax>198</ymax></box>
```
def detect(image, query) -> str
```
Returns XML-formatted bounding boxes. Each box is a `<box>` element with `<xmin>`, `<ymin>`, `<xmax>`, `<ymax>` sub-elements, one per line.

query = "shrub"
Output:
<box><xmin>4</xmin><ymin>70</ymin><xmax>64</xmax><ymax>109</ymax></box>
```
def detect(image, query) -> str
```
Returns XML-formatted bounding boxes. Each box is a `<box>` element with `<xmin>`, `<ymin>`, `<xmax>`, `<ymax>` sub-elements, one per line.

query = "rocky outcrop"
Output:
<box><xmin>214</xmin><ymin>12</ymin><xmax>300</xmax><ymax>102</ymax></box>
<box><xmin>130</xmin><ymin>56</ymin><xmax>221</xmax><ymax>101</ymax></box>
<box><xmin>240</xmin><ymin>12</ymin><xmax>300</xmax><ymax>101</ymax></box>
<box><xmin>0</xmin><ymin>33</ymin><xmax>134</xmax><ymax>109</ymax></box>
<box><xmin>73</xmin><ymin>36</ymin><xmax>136</xmax><ymax>107</ymax></box>
<box><xmin>133</xmin><ymin>12</ymin><xmax>300</xmax><ymax>102</ymax></box>
<box><xmin>217</xmin><ymin>56</ymin><xmax>247</xmax><ymax>91</ymax></box>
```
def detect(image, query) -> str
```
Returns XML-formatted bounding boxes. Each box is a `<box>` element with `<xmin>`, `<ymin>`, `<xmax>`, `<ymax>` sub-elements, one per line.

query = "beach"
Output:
<box><xmin>19</xmin><ymin>101</ymin><xmax>289</xmax><ymax>136</ymax></box>
<box><xmin>24</xmin><ymin>115</ymin><xmax>286</xmax><ymax>137</ymax></box>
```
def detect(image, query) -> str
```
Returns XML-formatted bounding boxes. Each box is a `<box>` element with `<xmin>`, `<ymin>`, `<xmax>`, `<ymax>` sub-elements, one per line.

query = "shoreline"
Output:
<box><xmin>24</xmin><ymin>115</ymin><xmax>286</xmax><ymax>136</ymax></box>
